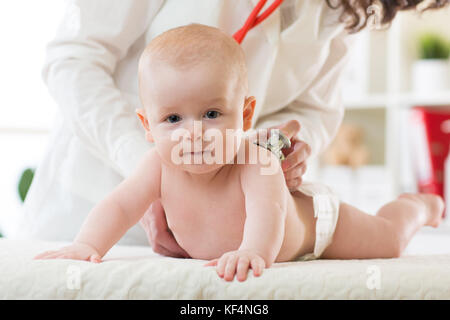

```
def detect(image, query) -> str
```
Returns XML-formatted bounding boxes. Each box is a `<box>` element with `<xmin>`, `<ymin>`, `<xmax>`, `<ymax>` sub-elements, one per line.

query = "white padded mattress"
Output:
<box><xmin>1</xmin><ymin>237</ymin><xmax>450</xmax><ymax>299</ymax></box>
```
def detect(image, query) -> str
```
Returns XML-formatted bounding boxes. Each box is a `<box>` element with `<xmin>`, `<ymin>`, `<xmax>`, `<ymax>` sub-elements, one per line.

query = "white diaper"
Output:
<box><xmin>293</xmin><ymin>182</ymin><xmax>340</xmax><ymax>261</ymax></box>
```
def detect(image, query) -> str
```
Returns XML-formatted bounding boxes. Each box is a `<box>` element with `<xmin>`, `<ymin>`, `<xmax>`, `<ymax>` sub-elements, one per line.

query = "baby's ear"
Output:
<box><xmin>136</xmin><ymin>108</ymin><xmax>149</xmax><ymax>130</ymax></box>
<box><xmin>243</xmin><ymin>96</ymin><xmax>256</xmax><ymax>131</ymax></box>
<box><xmin>135</xmin><ymin>108</ymin><xmax>154</xmax><ymax>142</ymax></box>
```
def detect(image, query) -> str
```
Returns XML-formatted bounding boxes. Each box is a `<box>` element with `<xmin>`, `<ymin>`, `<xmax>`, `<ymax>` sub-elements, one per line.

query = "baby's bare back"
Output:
<box><xmin>160</xmin><ymin>162</ymin><xmax>316</xmax><ymax>261</ymax></box>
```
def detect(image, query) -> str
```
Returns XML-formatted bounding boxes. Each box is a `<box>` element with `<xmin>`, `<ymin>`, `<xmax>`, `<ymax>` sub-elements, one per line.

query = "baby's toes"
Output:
<box><xmin>399</xmin><ymin>193</ymin><xmax>444</xmax><ymax>227</ymax></box>
<box><xmin>424</xmin><ymin>194</ymin><xmax>445</xmax><ymax>228</ymax></box>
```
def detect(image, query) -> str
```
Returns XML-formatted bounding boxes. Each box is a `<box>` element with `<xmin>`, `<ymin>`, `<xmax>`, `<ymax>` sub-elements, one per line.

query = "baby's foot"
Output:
<box><xmin>398</xmin><ymin>193</ymin><xmax>445</xmax><ymax>228</ymax></box>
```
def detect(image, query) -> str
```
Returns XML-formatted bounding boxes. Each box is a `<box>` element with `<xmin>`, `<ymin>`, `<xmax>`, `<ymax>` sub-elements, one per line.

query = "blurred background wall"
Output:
<box><xmin>0</xmin><ymin>0</ymin><xmax>63</xmax><ymax>235</ymax></box>
<box><xmin>1</xmin><ymin>1</ymin><xmax>450</xmax><ymax>236</ymax></box>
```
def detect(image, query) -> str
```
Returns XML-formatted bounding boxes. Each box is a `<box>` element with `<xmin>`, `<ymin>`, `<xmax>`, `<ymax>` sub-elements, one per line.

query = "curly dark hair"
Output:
<box><xmin>325</xmin><ymin>0</ymin><xmax>450</xmax><ymax>33</ymax></box>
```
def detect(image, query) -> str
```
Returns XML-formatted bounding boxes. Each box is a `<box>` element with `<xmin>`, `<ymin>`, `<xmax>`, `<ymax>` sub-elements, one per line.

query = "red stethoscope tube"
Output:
<box><xmin>233</xmin><ymin>0</ymin><xmax>284</xmax><ymax>44</ymax></box>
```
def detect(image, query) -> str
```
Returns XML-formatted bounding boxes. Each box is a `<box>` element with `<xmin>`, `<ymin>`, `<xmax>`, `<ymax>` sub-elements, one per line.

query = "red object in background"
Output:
<box><xmin>410</xmin><ymin>106</ymin><xmax>450</xmax><ymax>217</ymax></box>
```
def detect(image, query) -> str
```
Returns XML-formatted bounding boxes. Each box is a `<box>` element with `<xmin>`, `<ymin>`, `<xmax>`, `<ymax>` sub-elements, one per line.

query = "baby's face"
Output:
<box><xmin>138</xmin><ymin>60</ymin><xmax>255</xmax><ymax>174</ymax></box>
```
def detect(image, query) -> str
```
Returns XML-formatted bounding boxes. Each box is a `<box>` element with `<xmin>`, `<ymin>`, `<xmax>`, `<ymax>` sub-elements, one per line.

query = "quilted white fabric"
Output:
<box><xmin>1</xmin><ymin>238</ymin><xmax>450</xmax><ymax>299</ymax></box>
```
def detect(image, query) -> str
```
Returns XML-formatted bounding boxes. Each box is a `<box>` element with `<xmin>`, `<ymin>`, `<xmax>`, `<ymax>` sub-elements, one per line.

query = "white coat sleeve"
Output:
<box><xmin>41</xmin><ymin>0</ymin><xmax>164</xmax><ymax>178</ymax></box>
<box><xmin>254</xmin><ymin>29</ymin><xmax>358</xmax><ymax>160</ymax></box>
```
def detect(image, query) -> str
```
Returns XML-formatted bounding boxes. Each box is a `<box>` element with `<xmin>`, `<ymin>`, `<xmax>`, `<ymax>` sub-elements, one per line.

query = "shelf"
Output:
<box><xmin>344</xmin><ymin>93</ymin><xmax>388</xmax><ymax>109</ymax></box>
<box><xmin>344</xmin><ymin>91</ymin><xmax>450</xmax><ymax>109</ymax></box>
<box><xmin>395</xmin><ymin>92</ymin><xmax>450</xmax><ymax>107</ymax></box>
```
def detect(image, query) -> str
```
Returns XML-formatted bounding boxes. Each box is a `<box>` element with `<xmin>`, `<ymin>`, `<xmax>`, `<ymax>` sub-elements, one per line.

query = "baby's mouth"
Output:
<box><xmin>183</xmin><ymin>150</ymin><xmax>212</xmax><ymax>156</ymax></box>
<box><xmin>182</xmin><ymin>144</ymin><xmax>215</xmax><ymax>156</ymax></box>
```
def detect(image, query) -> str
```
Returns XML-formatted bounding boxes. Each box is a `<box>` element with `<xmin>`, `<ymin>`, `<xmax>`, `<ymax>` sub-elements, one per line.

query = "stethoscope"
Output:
<box><xmin>233</xmin><ymin>0</ymin><xmax>284</xmax><ymax>44</ymax></box>
<box><xmin>233</xmin><ymin>0</ymin><xmax>291</xmax><ymax>160</ymax></box>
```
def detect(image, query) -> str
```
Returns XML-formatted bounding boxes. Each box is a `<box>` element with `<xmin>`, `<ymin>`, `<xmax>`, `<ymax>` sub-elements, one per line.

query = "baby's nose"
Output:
<box><xmin>184</xmin><ymin>120</ymin><xmax>203</xmax><ymax>141</ymax></box>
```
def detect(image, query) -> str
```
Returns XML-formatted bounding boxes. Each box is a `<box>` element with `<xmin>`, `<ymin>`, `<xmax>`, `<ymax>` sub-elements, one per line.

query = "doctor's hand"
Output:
<box><xmin>140</xmin><ymin>199</ymin><xmax>191</xmax><ymax>258</ymax></box>
<box><xmin>263</xmin><ymin>119</ymin><xmax>311</xmax><ymax>191</ymax></box>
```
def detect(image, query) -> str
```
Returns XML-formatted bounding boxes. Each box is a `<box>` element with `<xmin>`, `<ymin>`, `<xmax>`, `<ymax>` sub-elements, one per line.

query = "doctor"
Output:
<box><xmin>9</xmin><ymin>0</ymin><xmax>442</xmax><ymax>256</ymax></box>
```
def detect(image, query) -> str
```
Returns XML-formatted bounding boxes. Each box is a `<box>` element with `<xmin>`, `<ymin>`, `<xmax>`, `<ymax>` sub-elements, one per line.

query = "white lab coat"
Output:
<box><xmin>6</xmin><ymin>0</ymin><xmax>357</xmax><ymax>245</ymax></box>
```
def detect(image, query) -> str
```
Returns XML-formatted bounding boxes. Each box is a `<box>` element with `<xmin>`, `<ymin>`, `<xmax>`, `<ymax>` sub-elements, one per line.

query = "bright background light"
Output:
<box><xmin>0</xmin><ymin>0</ymin><xmax>66</xmax><ymax>234</ymax></box>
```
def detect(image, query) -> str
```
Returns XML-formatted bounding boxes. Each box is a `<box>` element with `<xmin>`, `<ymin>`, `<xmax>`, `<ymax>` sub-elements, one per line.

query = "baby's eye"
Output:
<box><xmin>166</xmin><ymin>114</ymin><xmax>181</xmax><ymax>123</ymax></box>
<box><xmin>204</xmin><ymin>110</ymin><xmax>221</xmax><ymax>119</ymax></box>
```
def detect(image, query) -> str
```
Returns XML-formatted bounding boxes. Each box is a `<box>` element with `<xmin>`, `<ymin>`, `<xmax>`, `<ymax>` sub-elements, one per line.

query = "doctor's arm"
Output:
<box><xmin>254</xmin><ymin>30</ymin><xmax>356</xmax><ymax>186</ymax></box>
<box><xmin>34</xmin><ymin>150</ymin><xmax>161</xmax><ymax>261</ymax></box>
<box><xmin>41</xmin><ymin>0</ymin><xmax>164</xmax><ymax>178</ymax></box>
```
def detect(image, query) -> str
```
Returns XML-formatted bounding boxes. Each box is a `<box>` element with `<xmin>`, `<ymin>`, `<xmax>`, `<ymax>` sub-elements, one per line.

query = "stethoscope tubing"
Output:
<box><xmin>233</xmin><ymin>0</ymin><xmax>284</xmax><ymax>44</ymax></box>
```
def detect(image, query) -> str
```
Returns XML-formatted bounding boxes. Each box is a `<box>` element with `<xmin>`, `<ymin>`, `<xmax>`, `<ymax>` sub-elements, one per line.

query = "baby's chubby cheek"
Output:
<box><xmin>153</xmin><ymin>138</ymin><xmax>182</xmax><ymax>165</ymax></box>
<box><xmin>154</xmin><ymin>126</ymin><xmax>244</xmax><ymax>167</ymax></box>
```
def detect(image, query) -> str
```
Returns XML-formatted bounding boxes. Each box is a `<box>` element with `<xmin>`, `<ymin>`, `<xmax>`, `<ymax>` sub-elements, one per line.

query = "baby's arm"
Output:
<box><xmin>239</xmin><ymin>150</ymin><xmax>288</xmax><ymax>265</ymax></box>
<box><xmin>206</xmin><ymin>148</ymin><xmax>288</xmax><ymax>281</ymax></box>
<box><xmin>34</xmin><ymin>148</ymin><xmax>161</xmax><ymax>261</ymax></box>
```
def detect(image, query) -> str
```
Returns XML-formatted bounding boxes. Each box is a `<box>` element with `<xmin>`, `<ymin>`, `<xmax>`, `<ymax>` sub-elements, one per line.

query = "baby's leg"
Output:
<box><xmin>321</xmin><ymin>193</ymin><xmax>444</xmax><ymax>259</ymax></box>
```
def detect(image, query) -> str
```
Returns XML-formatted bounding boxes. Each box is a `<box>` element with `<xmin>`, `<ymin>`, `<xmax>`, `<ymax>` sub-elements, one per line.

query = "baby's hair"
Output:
<box><xmin>138</xmin><ymin>23</ymin><xmax>249</xmax><ymax>98</ymax></box>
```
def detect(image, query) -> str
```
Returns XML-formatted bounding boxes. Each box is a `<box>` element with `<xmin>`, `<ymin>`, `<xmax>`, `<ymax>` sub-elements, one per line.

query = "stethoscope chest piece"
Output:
<box><xmin>253</xmin><ymin>130</ymin><xmax>291</xmax><ymax>161</ymax></box>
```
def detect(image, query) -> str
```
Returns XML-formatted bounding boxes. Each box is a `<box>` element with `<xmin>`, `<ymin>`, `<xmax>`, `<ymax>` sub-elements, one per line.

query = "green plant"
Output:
<box><xmin>417</xmin><ymin>33</ymin><xmax>450</xmax><ymax>60</ymax></box>
<box><xmin>18</xmin><ymin>168</ymin><xmax>35</xmax><ymax>203</ymax></box>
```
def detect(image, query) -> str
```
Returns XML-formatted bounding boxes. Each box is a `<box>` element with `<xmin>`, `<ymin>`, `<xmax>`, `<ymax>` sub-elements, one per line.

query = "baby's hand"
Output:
<box><xmin>33</xmin><ymin>242</ymin><xmax>102</xmax><ymax>263</ymax></box>
<box><xmin>204</xmin><ymin>249</ymin><xmax>266</xmax><ymax>282</ymax></box>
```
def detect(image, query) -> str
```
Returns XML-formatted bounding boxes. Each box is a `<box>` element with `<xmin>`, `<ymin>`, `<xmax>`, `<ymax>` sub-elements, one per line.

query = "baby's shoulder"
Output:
<box><xmin>235</xmin><ymin>135</ymin><xmax>277</xmax><ymax>165</ymax></box>
<box><xmin>137</xmin><ymin>148</ymin><xmax>162</xmax><ymax>175</ymax></box>
<box><xmin>237</xmin><ymin>136</ymin><xmax>284</xmax><ymax>181</ymax></box>
<box><xmin>144</xmin><ymin>147</ymin><xmax>161</xmax><ymax>164</ymax></box>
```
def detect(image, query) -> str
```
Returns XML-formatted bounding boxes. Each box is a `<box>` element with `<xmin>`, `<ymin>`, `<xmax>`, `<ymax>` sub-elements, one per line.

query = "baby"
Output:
<box><xmin>35</xmin><ymin>24</ymin><xmax>444</xmax><ymax>282</ymax></box>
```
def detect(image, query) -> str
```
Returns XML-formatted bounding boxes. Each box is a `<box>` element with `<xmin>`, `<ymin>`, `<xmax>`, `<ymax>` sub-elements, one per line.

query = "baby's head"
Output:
<box><xmin>136</xmin><ymin>23</ymin><xmax>256</xmax><ymax>173</ymax></box>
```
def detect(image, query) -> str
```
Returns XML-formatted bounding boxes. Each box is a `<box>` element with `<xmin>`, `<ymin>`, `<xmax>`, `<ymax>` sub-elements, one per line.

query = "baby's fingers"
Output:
<box><xmin>36</xmin><ymin>251</ymin><xmax>68</xmax><ymax>260</ymax></box>
<box><xmin>216</xmin><ymin>255</ymin><xmax>230</xmax><ymax>278</ymax></box>
<box><xmin>89</xmin><ymin>254</ymin><xmax>102</xmax><ymax>263</ymax></box>
<box><xmin>251</xmin><ymin>257</ymin><xmax>265</xmax><ymax>277</ymax></box>
<box><xmin>236</xmin><ymin>257</ymin><xmax>250</xmax><ymax>282</ymax></box>
<box><xmin>223</xmin><ymin>255</ymin><xmax>239</xmax><ymax>281</ymax></box>
<box><xmin>203</xmin><ymin>258</ymin><xmax>218</xmax><ymax>267</ymax></box>
<box><xmin>33</xmin><ymin>251</ymin><xmax>56</xmax><ymax>260</ymax></box>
